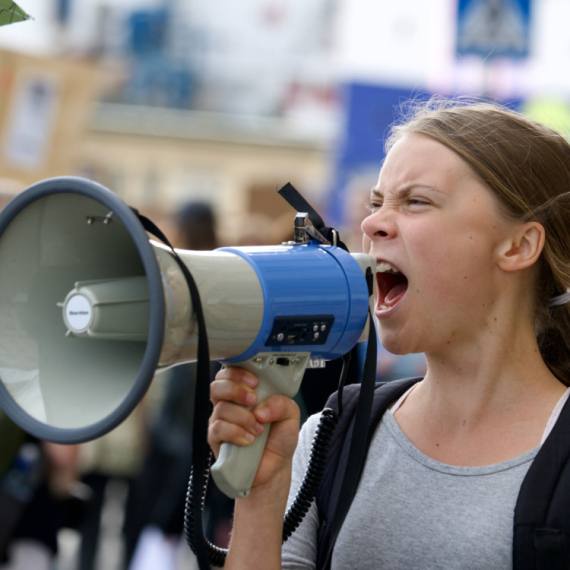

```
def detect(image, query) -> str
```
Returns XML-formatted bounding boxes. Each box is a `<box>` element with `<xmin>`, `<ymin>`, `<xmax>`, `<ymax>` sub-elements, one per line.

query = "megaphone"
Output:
<box><xmin>0</xmin><ymin>176</ymin><xmax>375</xmax><ymax>499</ymax></box>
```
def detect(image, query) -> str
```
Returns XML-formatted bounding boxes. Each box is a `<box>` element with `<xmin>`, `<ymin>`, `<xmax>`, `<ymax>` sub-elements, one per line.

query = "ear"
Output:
<box><xmin>497</xmin><ymin>222</ymin><xmax>545</xmax><ymax>272</ymax></box>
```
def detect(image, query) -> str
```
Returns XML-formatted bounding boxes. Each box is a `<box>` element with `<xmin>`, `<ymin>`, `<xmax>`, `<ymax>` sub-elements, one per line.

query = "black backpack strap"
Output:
<box><xmin>513</xmin><ymin>394</ymin><xmax>570</xmax><ymax>570</ymax></box>
<box><xmin>315</xmin><ymin>376</ymin><xmax>422</xmax><ymax>570</ymax></box>
<box><xmin>315</xmin><ymin>382</ymin><xmax>382</xmax><ymax>531</ymax></box>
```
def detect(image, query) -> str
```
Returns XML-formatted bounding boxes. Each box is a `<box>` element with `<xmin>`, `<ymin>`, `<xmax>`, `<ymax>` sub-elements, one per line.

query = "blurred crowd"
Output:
<box><xmin>1</xmin><ymin>193</ymin><xmax>426</xmax><ymax>570</ymax></box>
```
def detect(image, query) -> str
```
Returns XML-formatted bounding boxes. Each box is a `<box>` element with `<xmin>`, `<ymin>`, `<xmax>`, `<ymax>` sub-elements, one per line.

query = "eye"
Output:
<box><xmin>407</xmin><ymin>197</ymin><xmax>430</xmax><ymax>207</ymax></box>
<box><xmin>365</xmin><ymin>201</ymin><xmax>382</xmax><ymax>213</ymax></box>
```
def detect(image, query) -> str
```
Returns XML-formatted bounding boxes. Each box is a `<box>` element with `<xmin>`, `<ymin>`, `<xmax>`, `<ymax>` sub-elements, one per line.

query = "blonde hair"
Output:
<box><xmin>387</xmin><ymin>98</ymin><xmax>570</xmax><ymax>384</ymax></box>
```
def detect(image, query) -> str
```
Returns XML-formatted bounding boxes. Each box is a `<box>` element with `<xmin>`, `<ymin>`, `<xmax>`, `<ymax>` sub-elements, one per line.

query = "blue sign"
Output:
<box><xmin>456</xmin><ymin>0</ymin><xmax>531</xmax><ymax>59</ymax></box>
<box><xmin>325</xmin><ymin>83</ymin><xmax>431</xmax><ymax>226</ymax></box>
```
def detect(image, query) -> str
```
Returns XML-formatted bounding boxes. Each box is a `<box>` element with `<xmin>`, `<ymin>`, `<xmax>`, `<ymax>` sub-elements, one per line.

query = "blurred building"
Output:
<box><xmin>0</xmin><ymin>0</ymin><xmax>340</xmax><ymax>240</ymax></box>
<box><xmin>0</xmin><ymin>50</ymin><xmax>332</xmax><ymax>243</ymax></box>
<box><xmin>81</xmin><ymin>101</ymin><xmax>332</xmax><ymax>243</ymax></box>
<box><xmin>0</xmin><ymin>49</ymin><xmax>98</xmax><ymax>206</ymax></box>
<box><xmin>0</xmin><ymin>0</ymin><xmax>570</xmax><ymax>231</ymax></box>
<box><xmin>58</xmin><ymin>0</ymin><xmax>341</xmax><ymax>124</ymax></box>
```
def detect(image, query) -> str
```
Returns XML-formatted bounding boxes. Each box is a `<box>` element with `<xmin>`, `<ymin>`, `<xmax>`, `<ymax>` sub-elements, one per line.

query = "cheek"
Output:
<box><xmin>362</xmin><ymin>234</ymin><xmax>372</xmax><ymax>254</ymax></box>
<box><xmin>413</xmin><ymin>233</ymin><xmax>492</xmax><ymax>306</ymax></box>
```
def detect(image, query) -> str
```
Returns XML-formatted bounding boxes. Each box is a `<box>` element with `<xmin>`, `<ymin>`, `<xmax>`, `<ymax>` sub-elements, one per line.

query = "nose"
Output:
<box><xmin>361</xmin><ymin>210</ymin><xmax>397</xmax><ymax>242</ymax></box>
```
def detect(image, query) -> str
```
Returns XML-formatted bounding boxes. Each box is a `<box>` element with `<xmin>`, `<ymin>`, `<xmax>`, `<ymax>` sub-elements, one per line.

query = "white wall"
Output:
<box><xmin>532</xmin><ymin>0</ymin><xmax>570</xmax><ymax>97</ymax></box>
<box><xmin>331</xmin><ymin>0</ymin><xmax>452</xmax><ymax>87</ymax></box>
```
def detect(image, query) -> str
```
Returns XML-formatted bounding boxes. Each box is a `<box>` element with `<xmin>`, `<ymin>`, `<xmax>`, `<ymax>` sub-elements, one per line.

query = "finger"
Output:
<box><xmin>253</xmin><ymin>394</ymin><xmax>300</xmax><ymax>426</ymax></box>
<box><xmin>208</xmin><ymin>417</ymin><xmax>258</xmax><ymax>451</ymax></box>
<box><xmin>210</xmin><ymin>378</ymin><xmax>258</xmax><ymax>408</ymax></box>
<box><xmin>210</xmin><ymin>401</ymin><xmax>265</xmax><ymax>437</ymax></box>
<box><xmin>214</xmin><ymin>366</ymin><xmax>258</xmax><ymax>388</ymax></box>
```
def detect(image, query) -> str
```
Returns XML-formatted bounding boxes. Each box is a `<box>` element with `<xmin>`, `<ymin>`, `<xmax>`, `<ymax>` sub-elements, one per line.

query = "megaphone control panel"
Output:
<box><xmin>265</xmin><ymin>315</ymin><xmax>334</xmax><ymax>347</ymax></box>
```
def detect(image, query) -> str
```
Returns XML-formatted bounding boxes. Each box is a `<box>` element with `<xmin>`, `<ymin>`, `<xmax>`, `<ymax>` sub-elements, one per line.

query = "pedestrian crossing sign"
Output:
<box><xmin>456</xmin><ymin>0</ymin><xmax>531</xmax><ymax>59</ymax></box>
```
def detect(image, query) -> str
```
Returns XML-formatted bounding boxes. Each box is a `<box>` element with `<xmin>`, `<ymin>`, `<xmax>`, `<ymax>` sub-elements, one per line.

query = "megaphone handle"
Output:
<box><xmin>210</xmin><ymin>353</ymin><xmax>310</xmax><ymax>499</ymax></box>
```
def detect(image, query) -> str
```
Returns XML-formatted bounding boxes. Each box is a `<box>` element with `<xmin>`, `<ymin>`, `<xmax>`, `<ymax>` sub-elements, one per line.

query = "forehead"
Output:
<box><xmin>375</xmin><ymin>133</ymin><xmax>477</xmax><ymax>193</ymax></box>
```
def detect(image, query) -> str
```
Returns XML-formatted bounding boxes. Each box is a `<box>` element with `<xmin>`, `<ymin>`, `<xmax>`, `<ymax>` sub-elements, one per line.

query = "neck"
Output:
<box><xmin>392</xmin><ymin>289</ymin><xmax>568</xmax><ymax>465</ymax></box>
<box><xmin>421</xmin><ymin>315</ymin><xmax>564</xmax><ymax>423</ymax></box>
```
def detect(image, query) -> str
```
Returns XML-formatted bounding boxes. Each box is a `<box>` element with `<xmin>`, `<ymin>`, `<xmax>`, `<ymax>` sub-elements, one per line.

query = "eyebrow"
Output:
<box><xmin>370</xmin><ymin>183</ymin><xmax>446</xmax><ymax>198</ymax></box>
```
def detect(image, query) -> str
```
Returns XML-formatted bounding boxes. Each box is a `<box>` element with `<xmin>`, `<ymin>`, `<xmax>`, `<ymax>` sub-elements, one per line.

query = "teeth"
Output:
<box><xmin>376</xmin><ymin>261</ymin><xmax>400</xmax><ymax>274</ymax></box>
<box><xmin>379</xmin><ymin>299</ymin><xmax>397</xmax><ymax>311</ymax></box>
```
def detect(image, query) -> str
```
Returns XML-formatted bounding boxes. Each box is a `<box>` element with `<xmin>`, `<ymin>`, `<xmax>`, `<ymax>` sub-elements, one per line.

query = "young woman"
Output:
<box><xmin>207</xmin><ymin>99</ymin><xmax>570</xmax><ymax>569</ymax></box>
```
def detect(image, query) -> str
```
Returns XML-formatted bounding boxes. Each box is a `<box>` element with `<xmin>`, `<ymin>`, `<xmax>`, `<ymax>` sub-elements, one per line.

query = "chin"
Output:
<box><xmin>377</xmin><ymin>333</ymin><xmax>416</xmax><ymax>356</ymax></box>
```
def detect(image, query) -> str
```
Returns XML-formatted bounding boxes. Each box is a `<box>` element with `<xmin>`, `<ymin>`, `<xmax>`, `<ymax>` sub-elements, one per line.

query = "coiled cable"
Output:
<box><xmin>184</xmin><ymin>407</ymin><xmax>339</xmax><ymax>567</ymax></box>
<box><xmin>282</xmin><ymin>408</ymin><xmax>338</xmax><ymax>540</ymax></box>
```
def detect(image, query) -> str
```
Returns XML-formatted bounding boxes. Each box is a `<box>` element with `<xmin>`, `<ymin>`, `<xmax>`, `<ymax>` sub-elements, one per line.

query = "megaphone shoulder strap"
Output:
<box><xmin>131</xmin><ymin>209</ymin><xmax>213</xmax><ymax>570</ymax></box>
<box><xmin>278</xmin><ymin>182</ymin><xmax>325</xmax><ymax>229</ymax></box>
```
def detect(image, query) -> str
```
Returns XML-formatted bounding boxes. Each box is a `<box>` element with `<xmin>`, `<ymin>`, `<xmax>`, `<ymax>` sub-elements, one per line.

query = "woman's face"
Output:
<box><xmin>361</xmin><ymin>133</ymin><xmax>516</xmax><ymax>356</ymax></box>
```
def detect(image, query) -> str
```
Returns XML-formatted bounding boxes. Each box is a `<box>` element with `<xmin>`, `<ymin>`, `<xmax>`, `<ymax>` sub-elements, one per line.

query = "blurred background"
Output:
<box><xmin>1</xmin><ymin>0</ymin><xmax>568</xmax><ymax>242</ymax></box>
<box><xmin>0</xmin><ymin>0</ymin><xmax>569</xmax><ymax>569</ymax></box>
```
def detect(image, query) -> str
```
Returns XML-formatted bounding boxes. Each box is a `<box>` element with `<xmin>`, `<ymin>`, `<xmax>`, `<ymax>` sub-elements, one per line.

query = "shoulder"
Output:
<box><xmin>299</xmin><ymin>413</ymin><xmax>322</xmax><ymax>441</ymax></box>
<box><xmin>294</xmin><ymin>413</ymin><xmax>325</xmax><ymax>462</ymax></box>
<box><xmin>324</xmin><ymin>377</ymin><xmax>423</xmax><ymax>415</ymax></box>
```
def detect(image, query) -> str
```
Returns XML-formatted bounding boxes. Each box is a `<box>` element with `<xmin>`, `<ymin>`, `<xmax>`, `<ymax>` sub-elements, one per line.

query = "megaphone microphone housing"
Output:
<box><xmin>0</xmin><ymin>177</ymin><xmax>376</xmax><ymax>500</ymax></box>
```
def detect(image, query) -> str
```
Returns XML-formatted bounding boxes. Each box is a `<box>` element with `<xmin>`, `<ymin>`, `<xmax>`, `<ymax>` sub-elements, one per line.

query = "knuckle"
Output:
<box><xmin>217</xmin><ymin>366</ymin><xmax>248</xmax><ymax>382</ymax></box>
<box><xmin>238</xmin><ymin>386</ymin><xmax>257</xmax><ymax>406</ymax></box>
<box><xmin>216</xmin><ymin>400</ymin><xmax>236</xmax><ymax>417</ymax></box>
<box><xmin>209</xmin><ymin>418</ymin><xmax>224</xmax><ymax>435</ymax></box>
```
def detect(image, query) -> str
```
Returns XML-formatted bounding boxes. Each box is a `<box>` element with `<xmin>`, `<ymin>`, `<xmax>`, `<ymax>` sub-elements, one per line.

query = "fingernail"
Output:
<box><xmin>256</xmin><ymin>407</ymin><xmax>269</xmax><ymax>421</ymax></box>
<box><xmin>244</xmin><ymin>374</ymin><xmax>257</xmax><ymax>388</ymax></box>
<box><xmin>243</xmin><ymin>433</ymin><xmax>255</xmax><ymax>444</ymax></box>
<box><xmin>245</xmin><ymin>392</ymin><xmax>257</xmax><ymax>406</ymax></box>
<box><xmin>254</xmin><ymin>422</ymin><xmax>264</xmax><ymax>435</ymax></box>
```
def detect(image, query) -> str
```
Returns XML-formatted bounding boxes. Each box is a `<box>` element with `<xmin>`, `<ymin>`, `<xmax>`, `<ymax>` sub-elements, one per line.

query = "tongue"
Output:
<box><xmin>385</xmin><ymin>282</ymin><xmax>407</xmax><ymax>304</ymax></box>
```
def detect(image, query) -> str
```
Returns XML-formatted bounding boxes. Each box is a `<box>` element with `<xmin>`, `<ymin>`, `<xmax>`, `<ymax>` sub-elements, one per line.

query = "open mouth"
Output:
<box><xmin>376</xmin><ymin>261</ymin><xmax>408</xmax><ymax>311</ymax></box>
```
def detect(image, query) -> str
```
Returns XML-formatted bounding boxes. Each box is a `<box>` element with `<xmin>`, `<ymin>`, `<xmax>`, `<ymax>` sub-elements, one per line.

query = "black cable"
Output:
<box><xmin>184</xmin><ymin>452</ymin><xmax>227</xmax><ymax>568</ymax></box>
<box><xmin>282</xmin><ymin>408</ymin><xmax>338</xmax><ymax>540</ymax></box>
<box><xmin>184</xmin><ymin>408</ymin><xmax>339</xmax><ymax>566</ymax></box>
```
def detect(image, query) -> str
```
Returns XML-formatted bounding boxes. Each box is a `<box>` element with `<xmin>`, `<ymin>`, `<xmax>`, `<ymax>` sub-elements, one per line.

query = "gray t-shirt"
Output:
<box><xmin>282</xmin><ymin>410</ymin><xmax>540</xmax><ymax>570</ymax></box>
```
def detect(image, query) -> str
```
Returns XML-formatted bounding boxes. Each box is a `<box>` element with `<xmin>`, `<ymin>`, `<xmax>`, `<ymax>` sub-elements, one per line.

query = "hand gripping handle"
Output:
<box><xmin>211</xmin><ymin>353</ymin><xmax>310</xmax><ymax>499</ymax></box>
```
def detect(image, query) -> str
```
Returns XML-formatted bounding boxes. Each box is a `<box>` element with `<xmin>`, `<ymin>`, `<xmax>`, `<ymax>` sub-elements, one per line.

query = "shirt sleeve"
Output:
<box><xmin>281</xmin><ymin>413</ymin><xmax>322</xmax><ymax>570</ymax></box>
